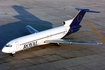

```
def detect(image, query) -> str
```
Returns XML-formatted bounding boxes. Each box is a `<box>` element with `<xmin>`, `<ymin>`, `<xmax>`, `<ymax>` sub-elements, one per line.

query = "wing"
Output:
<box><xmin>44</xmin><ymin>39</ymin><xmax>102</xmax><ymax>45</ymax></box>
<box><xmin>26</xmin><ymin>25</ymin><xmax>39</xmax><ymax>34</ymax></box>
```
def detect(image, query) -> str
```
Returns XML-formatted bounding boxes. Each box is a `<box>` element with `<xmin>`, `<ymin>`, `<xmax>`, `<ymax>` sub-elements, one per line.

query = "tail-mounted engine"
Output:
<box><xmin>69</xmin><ymin>25</ymin><xmax>81</xmax><ymax>33</ymax></box>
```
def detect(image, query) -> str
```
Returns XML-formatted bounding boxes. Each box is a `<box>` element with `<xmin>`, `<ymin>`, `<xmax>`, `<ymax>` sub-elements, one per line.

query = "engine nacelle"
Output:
<box><xmin>70</xmin><ymin>25</ymin><xmax>81</xmax><ymax>33</ymax></box>
<box><xmin>63</xmin><ymin>19</ymin><xmax>73</xmax><ymax>26</ymax></box>
<box><xmin>63</xmin><ymin>19</ymin><xmax>81</xmax><ymax>33</ymax></box>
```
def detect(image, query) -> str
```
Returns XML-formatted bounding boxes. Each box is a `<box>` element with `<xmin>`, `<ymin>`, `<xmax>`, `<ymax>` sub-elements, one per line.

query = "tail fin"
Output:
<box><xmin>70</xmin><ymin>8</ymin><xmax>100</xmax><ymax>33</ymax></box>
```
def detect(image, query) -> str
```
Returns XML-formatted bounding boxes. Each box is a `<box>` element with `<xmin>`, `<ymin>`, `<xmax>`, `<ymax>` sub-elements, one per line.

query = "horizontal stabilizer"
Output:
<box><xmin>26</xmin><ymin>25</ymin><xmax>39</xmax><ymax>34</ymax></box>
<box><xmin>45</xmin><ymin>39</ymin><xmax>102</xmax><ymax>45</ymax></box>
<box><xmin>75</xmin><ymin>8</ymin><xmax>100</xmax><ymax>13</ymax></box>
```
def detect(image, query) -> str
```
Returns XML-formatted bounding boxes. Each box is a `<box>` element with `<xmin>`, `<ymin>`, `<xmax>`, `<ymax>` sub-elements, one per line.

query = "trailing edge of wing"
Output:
<box><xmin>26</xmin><ymin>25</ymin><xmax>39</xmax><ymax>34</ymax></box>
<box><xmin>44</xmin><ymin>39</ymin><xmax>102</xmax><ymax>45</ymax></box>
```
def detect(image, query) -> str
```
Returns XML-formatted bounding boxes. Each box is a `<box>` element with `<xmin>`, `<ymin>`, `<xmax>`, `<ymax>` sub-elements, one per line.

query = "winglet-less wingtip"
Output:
<box><xmin>98</xmin><ymin>42</ymin><xmax>102</xmax><ymax>45</ymax></box>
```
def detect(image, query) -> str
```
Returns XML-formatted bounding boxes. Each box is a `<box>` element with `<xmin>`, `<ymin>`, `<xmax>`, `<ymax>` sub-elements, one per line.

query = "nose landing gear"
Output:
<box><xmin>9</xmin><ymin>52</ymin><xmax>15</xmax><ymax>56</ymax></box>
<box><xmin>9</xmin><ymin>53</ymin><xmax>14</xmax><ymax>56</ymax></box>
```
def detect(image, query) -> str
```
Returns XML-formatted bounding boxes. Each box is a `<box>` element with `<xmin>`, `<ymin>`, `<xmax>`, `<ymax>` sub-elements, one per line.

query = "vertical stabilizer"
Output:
<box><xmin>70</xmin><ymin>8</ymin><xmax>100</xmax><ymax>33</ymax></box>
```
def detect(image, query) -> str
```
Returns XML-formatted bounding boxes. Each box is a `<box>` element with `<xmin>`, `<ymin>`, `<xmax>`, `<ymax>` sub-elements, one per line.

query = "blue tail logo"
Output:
<box><xmin>77</xmin><ymin>15</ymin><xmax>82</xmax><ymax>22</ymax></box>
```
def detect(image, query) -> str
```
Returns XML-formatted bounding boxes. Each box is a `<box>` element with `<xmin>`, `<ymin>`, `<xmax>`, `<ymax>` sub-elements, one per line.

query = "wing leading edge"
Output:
<box><xmin>45</xmin><ymin>39</ymin><xmax>102</xmax><ymax>45</ymax></box>
<box><xmin>26</xmin><ymin>25</ymin><xmax>39</xmax><ymax>34</ymax></box>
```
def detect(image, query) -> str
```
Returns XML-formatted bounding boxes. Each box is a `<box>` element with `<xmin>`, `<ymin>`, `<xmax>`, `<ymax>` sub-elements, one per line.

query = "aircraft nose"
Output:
<box><xmin>2</xmin><ymin>48</ymin><xmax>6</xmax><ymax>53</ymax></box>
<box><xmin>2</xmin><ymin>47</ymin><xmax>10</xmax><ymax>53</ymax></box>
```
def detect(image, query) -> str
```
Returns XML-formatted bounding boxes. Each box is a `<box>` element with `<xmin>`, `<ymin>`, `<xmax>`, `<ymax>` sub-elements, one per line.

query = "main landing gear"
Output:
<box><xmin>53</xmin><ymin>43</ymin><xmax>61</xmax><ymax>47</ymax></box>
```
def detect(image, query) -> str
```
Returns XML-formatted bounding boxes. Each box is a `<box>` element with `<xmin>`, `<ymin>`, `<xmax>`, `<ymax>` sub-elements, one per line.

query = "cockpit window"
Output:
<box><xmin>6</xmin><ymin>44</ymin><xmax>12</xmax><ymax>47</ymax></box>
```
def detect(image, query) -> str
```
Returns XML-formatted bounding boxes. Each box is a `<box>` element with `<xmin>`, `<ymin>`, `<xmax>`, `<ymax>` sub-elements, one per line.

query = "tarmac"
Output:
<box><xmin>0</xmin><ymin>0</ymin><xmax>105</xmax><ymax>70</ymax></box>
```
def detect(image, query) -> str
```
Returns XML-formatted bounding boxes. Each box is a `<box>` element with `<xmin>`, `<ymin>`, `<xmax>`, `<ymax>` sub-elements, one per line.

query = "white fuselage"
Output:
<box><xmin>2</xmin><ymin>25</ymin><xmax>70</xmax><ymax>54</ymax></box>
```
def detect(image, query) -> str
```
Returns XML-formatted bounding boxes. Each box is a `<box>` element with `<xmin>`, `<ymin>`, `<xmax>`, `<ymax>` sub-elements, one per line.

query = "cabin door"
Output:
<box><xmin>15</xmin><ymin>41</ymin><xmax>20</xmax><ymax>49</ymax></box>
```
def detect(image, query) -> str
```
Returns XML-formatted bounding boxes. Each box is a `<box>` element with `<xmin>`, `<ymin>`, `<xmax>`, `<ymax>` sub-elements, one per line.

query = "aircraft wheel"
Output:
<box><xmin>57</xmin><ymin>43</ymin><xmax>61</xmax><ymax>47</ymax></box>
<box><xmin>10</xmin><ymin>52</ymin><xmax>15</xmax><ymax>56</ymax></box>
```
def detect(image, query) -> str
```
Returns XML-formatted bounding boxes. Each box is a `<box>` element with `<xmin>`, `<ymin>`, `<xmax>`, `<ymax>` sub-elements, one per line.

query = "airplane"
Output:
<box><xmin>2</xmin><ymin>8</ymin><xmax>102</xmax><ymax>56</ymax></box>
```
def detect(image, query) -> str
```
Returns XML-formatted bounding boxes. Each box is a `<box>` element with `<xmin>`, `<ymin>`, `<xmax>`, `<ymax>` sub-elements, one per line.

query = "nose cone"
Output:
<box><xmin>2</xmin><ymin>47</ymin><xmax>11</xmax><ymax>53</ymax></box>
